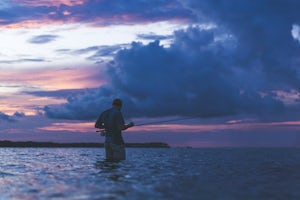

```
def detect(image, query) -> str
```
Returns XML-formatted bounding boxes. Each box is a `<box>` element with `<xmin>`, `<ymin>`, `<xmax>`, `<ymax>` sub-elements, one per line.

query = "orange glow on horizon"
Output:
<box><xmin>39</xmin><ymin>122</ymin><xmax>95</xmax><ymax>132</ymax></box>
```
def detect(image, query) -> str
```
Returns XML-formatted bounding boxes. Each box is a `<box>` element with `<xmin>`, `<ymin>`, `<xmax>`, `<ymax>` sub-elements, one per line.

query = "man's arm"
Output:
<box><xmin>116</xmin><ymin>111</ymin><xmax>134</xmax><ymax>130</ymax></box>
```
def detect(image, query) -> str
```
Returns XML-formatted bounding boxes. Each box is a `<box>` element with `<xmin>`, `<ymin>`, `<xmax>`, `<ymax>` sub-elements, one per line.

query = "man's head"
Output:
<box><xmin>112</xmin><ymin>98</ymin><xmax>122</xmax><ymax>110</ymax></box>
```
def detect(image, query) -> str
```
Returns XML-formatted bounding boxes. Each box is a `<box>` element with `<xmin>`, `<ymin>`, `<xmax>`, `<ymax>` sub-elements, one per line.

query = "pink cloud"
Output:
<box><xmin>12</xmin><ymin>0</ymin><xmax>84</xmax><ymax>7</ymax></box>
<box><xmin>1</xmin><ymin>0</ymin><xmax>193</xmax><ymax>29</ymax></box>
<box><xmin>0</xmin><ymin>66</ymin><xmax>105</xmax><ymax>115</ymax></box>
<box><xmin>0</xmin><ymin>67</ymin><xmax>104</xmax><ymax>90</ymax></box>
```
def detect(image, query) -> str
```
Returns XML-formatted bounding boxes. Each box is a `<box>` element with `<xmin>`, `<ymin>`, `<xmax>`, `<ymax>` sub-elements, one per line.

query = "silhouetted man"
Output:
<box><xmin>95</xmin><ymin>98</ymin><xmax>134</xmax><ymax>161</ymax></box>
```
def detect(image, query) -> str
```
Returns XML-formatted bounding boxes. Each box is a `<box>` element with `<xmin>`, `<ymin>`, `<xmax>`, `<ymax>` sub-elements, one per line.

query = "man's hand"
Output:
<box><xmin>127</xmin><ymin>122</ymin><xmax>134</xmax><ymax>128</ymax></box>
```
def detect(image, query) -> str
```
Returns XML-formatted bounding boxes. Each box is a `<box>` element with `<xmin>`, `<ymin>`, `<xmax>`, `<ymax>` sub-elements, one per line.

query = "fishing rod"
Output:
<box><xmin>96</xmin><ymin>115</ymin><xmax>200</xmax><ymax>133</ymax></box>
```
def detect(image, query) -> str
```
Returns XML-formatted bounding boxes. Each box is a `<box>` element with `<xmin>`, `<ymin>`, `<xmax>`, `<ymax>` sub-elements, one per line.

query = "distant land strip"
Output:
<box><xmin>0</xmin><ymin>141</ymin><xmax>170</xmax><ymax>148</ymax></box>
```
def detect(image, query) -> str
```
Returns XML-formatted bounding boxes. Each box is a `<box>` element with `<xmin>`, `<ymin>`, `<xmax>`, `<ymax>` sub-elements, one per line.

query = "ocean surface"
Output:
<box><xmin>0</xmin><ymin>148</ymin><xmax>299</xmax><ymax>200</ymax></box>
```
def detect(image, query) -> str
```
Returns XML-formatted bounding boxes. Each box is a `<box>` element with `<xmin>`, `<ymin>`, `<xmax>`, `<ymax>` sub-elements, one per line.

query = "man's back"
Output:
<box><xmin>96</xmin><ymin>107</ymin><xmax>125</xmax><ymax>145</ymax></box>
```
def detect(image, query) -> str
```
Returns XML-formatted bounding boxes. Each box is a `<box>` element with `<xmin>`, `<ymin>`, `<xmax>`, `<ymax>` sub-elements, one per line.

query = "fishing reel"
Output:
<box><xmin>96</xmin><ymin>129</ymin><xmax>106</xmax><ymax>136</ymax></box>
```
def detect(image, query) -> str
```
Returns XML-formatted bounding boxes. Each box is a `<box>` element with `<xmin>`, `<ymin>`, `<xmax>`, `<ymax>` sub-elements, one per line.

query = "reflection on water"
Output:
<box><xmin>0</xmin><ymin>148</ymin><xmax>201</xmax><ymax>199</ymax></box>
<box><xmin>0</xmin><ymin>148</ymin><xmax>299</xmax><ymax>199</ymax></box>
<box><xmin>95</xmin><ymin>160</ymin><xmax>127</xmax><ymax>182</ymax></box>
<box><xmin>96</xmin><ymin>160</ymin><xmax>122</xmax><ymax>171</ymax></box>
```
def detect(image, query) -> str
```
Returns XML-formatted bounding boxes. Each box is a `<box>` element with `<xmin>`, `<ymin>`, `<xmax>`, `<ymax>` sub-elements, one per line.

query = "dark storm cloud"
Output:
<box><xmin>28</xmin><ymin>35</ymin><xmax>58</xmax><ymax>44</ymax></box>
<box><xmin>179</xmin><ymin>0</ymin><xmax>300</xmax><ymax>89</ymax></box>
<box><xmin>44</xmin><ymin>26</ymin><xmax>285</xmax><ymax>120</ymax></box>
<box><xmin>1</xmin><ymin>0</ymin><xmax>194</xmax><ymax>26</ymax></box>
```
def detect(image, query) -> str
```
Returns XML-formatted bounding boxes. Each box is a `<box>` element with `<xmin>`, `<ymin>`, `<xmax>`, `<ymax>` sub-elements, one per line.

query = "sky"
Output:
<box><xmin>1</xmin><ymin>0</ymin><xmax>300</xmax><ymax>147</ymax></box>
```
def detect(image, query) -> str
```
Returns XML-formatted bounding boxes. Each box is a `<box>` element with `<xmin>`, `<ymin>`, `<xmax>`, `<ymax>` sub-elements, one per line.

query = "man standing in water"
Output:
<box><xmin>95</xmin><ymin>98</ymin><xmax>134</xmax><ymax>161</ymax></box>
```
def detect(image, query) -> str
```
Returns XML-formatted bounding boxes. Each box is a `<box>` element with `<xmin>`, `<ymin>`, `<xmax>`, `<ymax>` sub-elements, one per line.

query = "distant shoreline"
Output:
<box><xmin>0</xmin><ymin>141</ymin><xmax>170</xmax><ymax>148</ymax></box>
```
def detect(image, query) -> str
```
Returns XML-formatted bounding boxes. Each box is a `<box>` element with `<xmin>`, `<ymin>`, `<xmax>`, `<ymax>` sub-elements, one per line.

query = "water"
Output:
<box><xmin>0</xmin><ymin>148</ymin><xmax>299</xmax><ymax>200</ymax></box>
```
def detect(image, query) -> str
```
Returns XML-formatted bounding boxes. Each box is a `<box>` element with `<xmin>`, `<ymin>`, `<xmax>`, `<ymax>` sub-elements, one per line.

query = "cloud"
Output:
<box><xmin>180</xmin><ymin>0</ymin><xmax>300</xmax><ymax>89</ymax></box>
<box><xmin>0</xmin><ymin>111</ymin><xmax>23</xmax><ymax>122</ymax></box>
<box><xmin>72</xmin><ymin>46</ymin><xmax>101</xmax><ymax>55</ymax></box>
<box><xmin>136</xmin><ymin>33</ymin><xmax>173</xmax><ymax>41</ymax></box>
<box><xmin>64</xmin><ymin>0</ymin><xmax>195</xmax><ymax>25</ymax></box>
<box><xmin>44</xmin><ymin>26</ymin><xmax>285</xmax><ymax>120</ymax></box>
<box><xmin>0</xmin><ymin>4</ymin><xmax>55</xmax><ymax>26</ymax></box>
<box><xmin>28</xmin><ymin>34</ymin><xmax>58</xmax><ymax>44</ymax></box>
<box><xmin>41</xmin><ymin>0</ymin><xmax>300</xmax><ymax>121</ymax></box>
<box><xmin>56</xmin><ymin>44</ymin><xmax>129</xmax><ymax>63</ymax></box>
<box><xmin>0</xmin><ymin>58</ymin><xmax>46</xmax><ymax>64</ymax></box>
<box><xmin>13</xmin><ymin>112</ymin><xmax>25</xmax><ymax>118</ymax></box>
<box><xmin>44</xmin><ymin>86</ymin><xmax>114</xmax><ymax>120</ymax></box>
<box><xmin>1</xmin><ymin>0</ymin><xmax>195</xmax><ymax>27</ymax></box>
<box><xmin>86</xmin><ymin>44</ymin><xmax>129</xmax><ymax>61</ymax></box>
<box><xmin>24</xmin><ymin>88</ymin><xmax>96</xmax><ymax>99</ymax></box>
<box><xmin>11</xmin><ymin>0</ymin><xmax>84</xmax><ymax>7</ymax></box>
<box><xmin>73</xmin><ymin>45</ymin><xmax>127</xmax><ymax>58</ymax></box>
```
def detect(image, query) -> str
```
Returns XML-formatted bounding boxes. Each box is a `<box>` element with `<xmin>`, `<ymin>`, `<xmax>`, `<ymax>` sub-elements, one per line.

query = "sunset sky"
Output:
<box><xmin>1</xmin><ymin>0</ymin><xmax>300</xmax><ymax>147</ymax></box>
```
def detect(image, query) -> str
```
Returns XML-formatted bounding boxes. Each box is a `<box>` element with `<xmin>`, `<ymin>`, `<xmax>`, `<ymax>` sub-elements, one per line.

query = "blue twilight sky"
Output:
<box><xmin>0</xmin><ymin>0</ymin><xmax>300</xmax><ymax>147</ymax></box>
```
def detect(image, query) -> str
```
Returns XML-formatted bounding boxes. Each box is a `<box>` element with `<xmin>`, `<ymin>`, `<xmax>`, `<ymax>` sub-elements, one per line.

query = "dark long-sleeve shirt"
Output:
<box><xmin>95</xmin><ymin>107</ymin><xmax>125</xmax><ymax>145</ymax></box>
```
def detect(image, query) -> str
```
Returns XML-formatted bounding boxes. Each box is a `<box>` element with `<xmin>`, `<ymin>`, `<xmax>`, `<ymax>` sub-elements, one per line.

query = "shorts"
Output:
<box><xmin>104</xmin><ymin>142</ymin><xmax>126</xmax><ymax>161</ymax></box>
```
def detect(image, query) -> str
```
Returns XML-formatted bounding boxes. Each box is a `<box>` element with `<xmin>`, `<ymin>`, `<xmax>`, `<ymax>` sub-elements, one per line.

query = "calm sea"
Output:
<box><xmin>0</xmin><ymin>147</ymin><xmax>299</xmax><ymax>200</ymax></box>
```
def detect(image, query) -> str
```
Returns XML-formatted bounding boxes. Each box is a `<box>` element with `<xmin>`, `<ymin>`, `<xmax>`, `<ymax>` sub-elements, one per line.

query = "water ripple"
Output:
<box><xmin>0</xmin><ymin>148</ymin><xmax>299</xmax><ymax>199</ymax></box>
